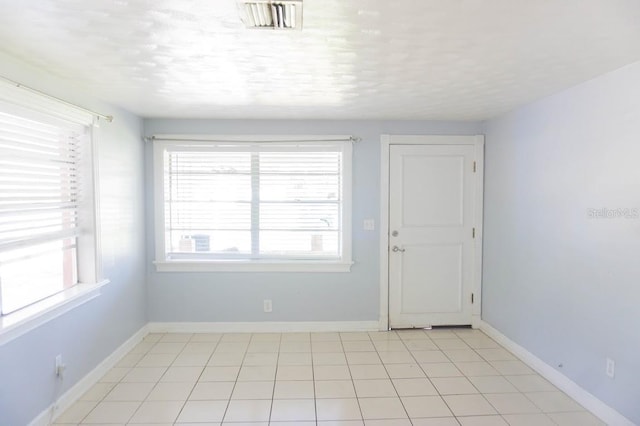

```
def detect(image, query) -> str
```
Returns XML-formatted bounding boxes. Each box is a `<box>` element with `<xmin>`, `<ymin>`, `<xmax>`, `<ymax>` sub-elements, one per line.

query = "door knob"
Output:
<box><xmin>392</xmin><ymin>246</ymin><xmax>405</xmax><ymax>252</ymax></box>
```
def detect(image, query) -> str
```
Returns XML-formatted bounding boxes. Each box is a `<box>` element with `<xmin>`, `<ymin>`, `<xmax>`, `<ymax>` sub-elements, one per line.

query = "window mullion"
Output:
<box><xmin>251</xmin><ymin>152</ymin><xmax>260</xmax><ymax>258</ymax></box>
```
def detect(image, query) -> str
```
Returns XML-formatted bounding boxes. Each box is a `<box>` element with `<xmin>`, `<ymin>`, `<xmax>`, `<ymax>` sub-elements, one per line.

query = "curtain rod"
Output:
<box><xmin>145</xmin><ymin>135</ymin><xmax>361</xmax><ymax>143</ymax></box>
<box><xmin>0</xmin><ymin>76</ymin><xmax>114</xmax><ymax>123</ymax></box>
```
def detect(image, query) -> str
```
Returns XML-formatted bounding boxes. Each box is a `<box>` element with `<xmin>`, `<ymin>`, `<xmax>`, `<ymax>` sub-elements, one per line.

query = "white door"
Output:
<box><xmin>389</xmin><ymin>143</ymin><xmax>477</xmax><ymax>328</ymax></box>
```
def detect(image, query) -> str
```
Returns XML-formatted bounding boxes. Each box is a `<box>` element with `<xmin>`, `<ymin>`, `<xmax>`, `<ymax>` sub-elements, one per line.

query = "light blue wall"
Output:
<box><xmin>0</xmin><ymin>56</ymin><xmax>147</xmax><ymax>425</ymax></box>
<box><xmin>144</xmin><ymin>119</ymin><xmax>483</xmax><ymax>322</ymax></box>
<box><xmin>483</xmin><ymin>61</ymin><xmax>640</xmax><ymax>424</ymax></box>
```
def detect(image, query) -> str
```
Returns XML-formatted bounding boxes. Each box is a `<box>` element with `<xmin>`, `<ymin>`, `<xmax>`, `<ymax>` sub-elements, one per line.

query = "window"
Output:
<box><xmin>153</xmin><ymin>136</ymin><xmax>353</xmax><ymax>272</ymax></box>
<box><xmin>0</xmin><ymin>93</ymin><xmax>100</xmax><ymax>319</ymax></box>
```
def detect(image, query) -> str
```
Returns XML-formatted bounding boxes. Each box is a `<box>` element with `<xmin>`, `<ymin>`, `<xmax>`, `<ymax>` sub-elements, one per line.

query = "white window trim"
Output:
<box><xmin>0</xmin><ymin>279</ymin><xmax>109</xmax><ymax>346</ymax></box>
<box><xmin>0</xmin><ymin>78</ymin><xmax>107</xmax><ymax>345</ymax></box>
<box><xmin>152</xmin><ymin>135</ymin><xmax>354</xmax><ymax>273</ymax></box>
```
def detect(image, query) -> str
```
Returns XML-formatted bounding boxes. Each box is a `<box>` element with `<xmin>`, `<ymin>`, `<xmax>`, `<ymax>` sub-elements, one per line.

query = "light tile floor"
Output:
<box><xmin>55</xmin><ymin>329</ymin><xmax>606</xmax><ymax>426</ymax></box>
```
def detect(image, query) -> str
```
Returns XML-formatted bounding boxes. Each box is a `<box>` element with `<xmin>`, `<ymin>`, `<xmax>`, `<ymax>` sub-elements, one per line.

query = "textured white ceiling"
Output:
<box><xmin>0</xmin><ymin>0</ymin><xmax>639</xmax><ymax>120</ymax></box>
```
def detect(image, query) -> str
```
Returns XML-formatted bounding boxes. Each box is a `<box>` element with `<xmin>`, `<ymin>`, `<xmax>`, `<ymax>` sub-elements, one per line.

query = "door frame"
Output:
<box><xmin>379</xmin><ymin>135</ymin><xmax>485</xmax><ymax>330</ymax></box>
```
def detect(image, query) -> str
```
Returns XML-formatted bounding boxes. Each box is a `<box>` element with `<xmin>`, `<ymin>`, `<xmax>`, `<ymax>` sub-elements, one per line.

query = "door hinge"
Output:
<box><xmin>471</xmin><ymin>293</ymin><xmax>474</xmax><ymax>304</ymax></box>
<box><xmin>472</xmin><ymin>227</ymin><xmax>475</xmax><ymax>238</ymax></box>
<box><xmin>473</xmin><ymin>161</ymin><xmax>476</xmax><ymax>172</ymax></box>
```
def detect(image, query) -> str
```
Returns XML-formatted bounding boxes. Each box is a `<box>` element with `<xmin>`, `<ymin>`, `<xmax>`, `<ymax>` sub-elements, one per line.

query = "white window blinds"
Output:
<box><xmin>0</xmin><ymin>105</ymin><xmax>89</xmax><ymax>314</ymax></box>
<box><xmin>157</xmin><ymin>140</ymin><xmax>352</xmax><ymax>265</ymax></box>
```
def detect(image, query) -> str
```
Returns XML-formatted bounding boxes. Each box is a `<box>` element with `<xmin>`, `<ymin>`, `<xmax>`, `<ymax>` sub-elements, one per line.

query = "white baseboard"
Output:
<box><xmin>478</xmin><ymin>320</ymin><xmax>635</xmax><ymax>426</ymax></box>
<box><xmin>148</xmin><ymin>320</ymin><xmax>380</xmax><ymax>334</ymax></box>
<box><xmin>29</xmin><ymin>324</ymin><xmax>149</xmax><ymax>426</ymax></box>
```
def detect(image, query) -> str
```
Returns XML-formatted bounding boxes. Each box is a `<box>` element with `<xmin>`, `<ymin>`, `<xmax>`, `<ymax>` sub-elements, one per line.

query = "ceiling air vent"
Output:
<box><xmin>239</xmin><ymin>0</ymin><xmax>303</xmax><ymax>30</ymax></box>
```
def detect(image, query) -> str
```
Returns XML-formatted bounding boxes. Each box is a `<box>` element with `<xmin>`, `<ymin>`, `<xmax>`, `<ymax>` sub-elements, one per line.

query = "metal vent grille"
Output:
<box><xmin>239</xmin><ymin>0</ymin><xmax>303</xmax><ymax>30</ymax></box>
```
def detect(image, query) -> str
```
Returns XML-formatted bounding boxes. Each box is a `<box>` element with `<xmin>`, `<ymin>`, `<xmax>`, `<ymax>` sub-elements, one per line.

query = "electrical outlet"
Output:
<box><xmin>263</xmin><ymin>299</ymin><xmax>272</xmax><ymax>313</ymax></box>
<box><xmin>606</xmin><ymin>358</ymin><xmax>615</xmax><ymax>378</ymax></box>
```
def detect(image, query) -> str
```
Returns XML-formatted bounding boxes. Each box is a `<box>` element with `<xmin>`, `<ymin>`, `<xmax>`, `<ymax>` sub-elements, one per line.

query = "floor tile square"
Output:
<box><xmin>223</xmin><ymin>399</ymin><xmax>272</xmax><ymax>422</ymax></box>
<box><xmin>346</xmin><ymin>352</ymin><xmax>382</xmax><ymax>365</ymax></box>
<box><xmin>149</xmin><ymin>342</ymin><xmax>186</xmax><ymax>354</ymax></box>
<box><xmin>358</xmin><ymin>397</ymin><xmax>407</xmax><ymax>420</ymax></box>
<box><xmin>317</xmin><ymin>379</ymin><xmax>358</xmax><ymax>398</ymax></box>
<box><xmin>313</xmin><ymin>341</ymin><xmax>345</xmax><ymax>352</ymax></box>
<box><xmin>475</xmin><ymin>348</ymin><xmax>516</xmax><ymax>361</ymax></box>
<box><xmin>182</xmin><ymin>342</ymin><xmax>217</xmax><ymax>354</ymax></box>
<box><xmin>82</xmin><ymin>401</ymin><xmax>140</xmax><ymax>423</ymax></box>
<box><xmin>221</xmin><ymin>333</ymin><xmax>252</xmax><ymax>342</ymax></box>
<box><xmin>315</xmin><ymin>365</ymin><xmax>352</xmax><ymax>380</ymax></box>
<box><xmin>373</xmin><ymin>341</ymin><xmax>407</xmax><ymax>352</ymax></box>
<box><xmin>468</xmin><ymin>376</ymin><xmax>519</xmax><ymax>393</ymax></box>
<box><xmin>489</xmin><ymin>360</ymin><xmax>534</xmax><ymax>375</ymax></box>
<box><xmin>401</xmin><ymin>395</ymin><xmax>452</xmax><ymax>418</ymax></box>
<box><xmin>172</xmin><ymin>352</ymin><xmax>211</xmax><ymax>366</ymax></box>
<box><xmin>207</xmin><ymin>352</ymin><xmax>244</xmax><ymax>366</ymax></box>
<box><xmin>502</xmin><ymin>413</ymin><xmax>557</xmax><ymax>426</ymax></box>
<box><xmin>242</xmin><ymin>352</ymin><xmax>278</xmax><ymax>366</ymax></box>
<box><xmin>274</xmin><ymin>380</ymin><xmax>315</xmax><ymax>399</ymax></box>
<box><xmin>341</xmin><ymin>332</ymin><xmax>372</xmax><ymax>341</ymax></box>
<box><xmin>412</xmin><ymin>351</ymin><xmax>449</xmax><ymax>363</ymax></box>
<box><xmin>54</xmin><ymin>400</ymin><xmax>98</xmax><ymax>423</ymax></box>
<box><xmin>103</xmin><ymin>382</ymin><xmax>155</xmax><ymax>401</ymax></box>
<box><xmin>316</xmin><ymin>398</ymin><xmax>362</xmax><ymax>421</ymax></box>
<box><xmin>442</xmin><ymin>394</ymin><xmax>497</xmax><ymax>416</ymax></box>
<box><xmin>79</xmin><ymin>383</ymin><xmax>116</xmax><ymax>401</ymax></box>
<box><xmin>392</xmin><ymin>378</ymin><xmax>438</xmax><ymax>396</ymax></box>
<box><xmin>484</xmin><ymin>392</ymin><xmax>541</xmax><ymax>414</ymax></box>
<box><xmin>385</xmin><ymin>363</ymin><xmax>425</xmax><ymax>379</ymax></box>
<box><xmin>279</xmin><ymin>341</ymin><xmax>312</xmax><ymax>352</ymax></box>
<box><xmin>525</xmin><ymin>391</ymin><xmax>584</xmax><ymax>412</ymax></box>
<box><xmin>547</xmin><ymin>411</ymin><xmax>606</xmax><ymax>426</ymax></box>
<box><xmin>443</xmin><ymin>349</ymin><xmax>484</xmax><ymax>362</ymax></box>
<box><xmin>353</xmin><ymin>379</ymin><xmax>396</xmax><ymax>397</ymax></box>
<box><xmin>405</xmin><ymin>340</ymin><xmax>439</xmax><ymax>351</ymax></box>
<box><xmin>311</xmin><ymin>332</ymin><xmax>341</xmax><ymax>342</ymax></box>
<box><xmin>247</xmin><ymin>341</ymin><xmax>280</xmax><ymax>353</ymax></box>
<box><xmin>314</xmin><ymin>352</ymin><xmax>348</xmax><ymax>365</ymax></box>
<box><xmin>189</xmin><ymin>381</ymin><xmax>234</xmax><ymax>400</ymax></box>
<box><xmin>128</xmin><ymin>400</ymin><xmax>183</xmax><ymax>423</ymax></box>
<box><xmin>190</xmin><ymin>332</ymin><xmax>223</xmax><ymax>342</ymax></box>
<box><xmin>505</xmin><ymin>375</ymin><xmax>557</xmax><ymax>392</ymax></box>
<box><xmin>456</xmin><ymin>415</ymin><xmax>508</xmax><ymax>425</ymax></box>
<box><xmin>146</xmin><ymin>381</ymin><xmax>195</xmax><ymax>400</ymax></box>
<box><xmin>420</xmin><ymin>363</ymin><xmax>463</xmax><ymax>378</ymax></box>
<box><xmin>378</xmin><ymin>352</ymin><xmax>415</xmax><ymax>364</ymax></box>
<box><xmin>431</xmin><ymin>377</ymin><xmax>478</xmax><ymax>395</ymax></box>
<box><xmin>100</xmin><ymin>367</ymin><xmax>130</xmax><ymax>382</ymax></box>
<box><xmin>434</xmin><ymin>339</ymin><xmax>470</xmax><ymax>350</ymax></box>
<box><xmin>350</xmin><ymin>364</ymin><xmax>389</xmax><ymax>380</ymax></box>
<box><xmin>237</xmin><ymin>365</ymin><xmax>276</xmax><ymax>381</ymax></box>
<box><xmin>215</xmin><ymin>342</ymin><xmax>249</xmax><ymax>353</ymax></box>
<box><xmin>121</xmin><ymin>367</ymin><xmax>166</xmax><ymax>383</ymax></box>
<box><xmin>200</xmin><ymin>366</ymin><xmax>240</xmax><ymax>381</ymax></box>
<box><xmin>160</xmin><ymin>366</ymin><xmax>203</xmax><ymax>382</ymax></box>
<box><xmin>160</xmin><ymin>333</ymin><xmax>192</xmax><ymax>343</ymax></box>
<box><xmin>270</xmin><ymin>398</ymin><xmax>316</xmax><ymax>421</ymax></box>
<box><xmin>343</xmin><ymin>341</ymin><xmax>376</xmax><ymax>352</ymax></box>
<box><xmin>276</xmin><ymin>365</ymin><xmax>313</xmax><ymax>380</ymax></box>
<box><xmin>278</xmin><ymin>352</ymin><xmax>312</xmax><ymax>365</ymax></box>
<box><xmin>231</xmin><ymin>381</ymin><xmax>274</xmax><ymax>399</ymax></box>
<box><xmin>365</xmin><ymin>420</ymin><xmax>412</xmax><ymax>426</ymax></box>
<box><xmin>455</xmin><ymin>361</ymin><xmax>500</xmax><ymax>376</ymax></box>
<box><xmin>411</xmin><ymin>418</ymin><xmax>460</xmax><ymax>426</ymax></box>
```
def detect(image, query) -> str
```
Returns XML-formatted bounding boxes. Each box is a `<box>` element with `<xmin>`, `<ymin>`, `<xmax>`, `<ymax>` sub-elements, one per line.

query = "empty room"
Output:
<box><xmin>0</xmin><ymin>1</ymin><xmax>638</xmax><ymax>425</ymax></box>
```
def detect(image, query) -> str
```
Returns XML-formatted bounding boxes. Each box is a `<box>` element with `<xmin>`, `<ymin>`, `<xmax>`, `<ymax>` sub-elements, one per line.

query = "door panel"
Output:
<box><xmin>389</xmin><ymin>144</ymin><xmax>476</xmax><ymax>328</ymax></box>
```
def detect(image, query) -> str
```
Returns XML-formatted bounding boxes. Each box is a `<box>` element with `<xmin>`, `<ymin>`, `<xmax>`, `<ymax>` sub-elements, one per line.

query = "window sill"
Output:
<box><xmin>0</xmin><ymin>280</ymin><xmax>110</xmax><ymax>346</ymax></box>
<box><xmin>154</xmin><ymin>260</ymin><xmax>354</xmax><ymax>273</ymax></box>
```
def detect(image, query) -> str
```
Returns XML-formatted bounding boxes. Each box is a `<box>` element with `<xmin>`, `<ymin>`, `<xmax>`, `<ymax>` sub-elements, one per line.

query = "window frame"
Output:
<box><xmin>0</xmin><ymin>83</ymin><xmax>107</xmax><ymax>345</ymax></box>
<box><xmin>152</xmin><ymin>135</ymin><xmax>353</xmax><ymax>272</ymax></box>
